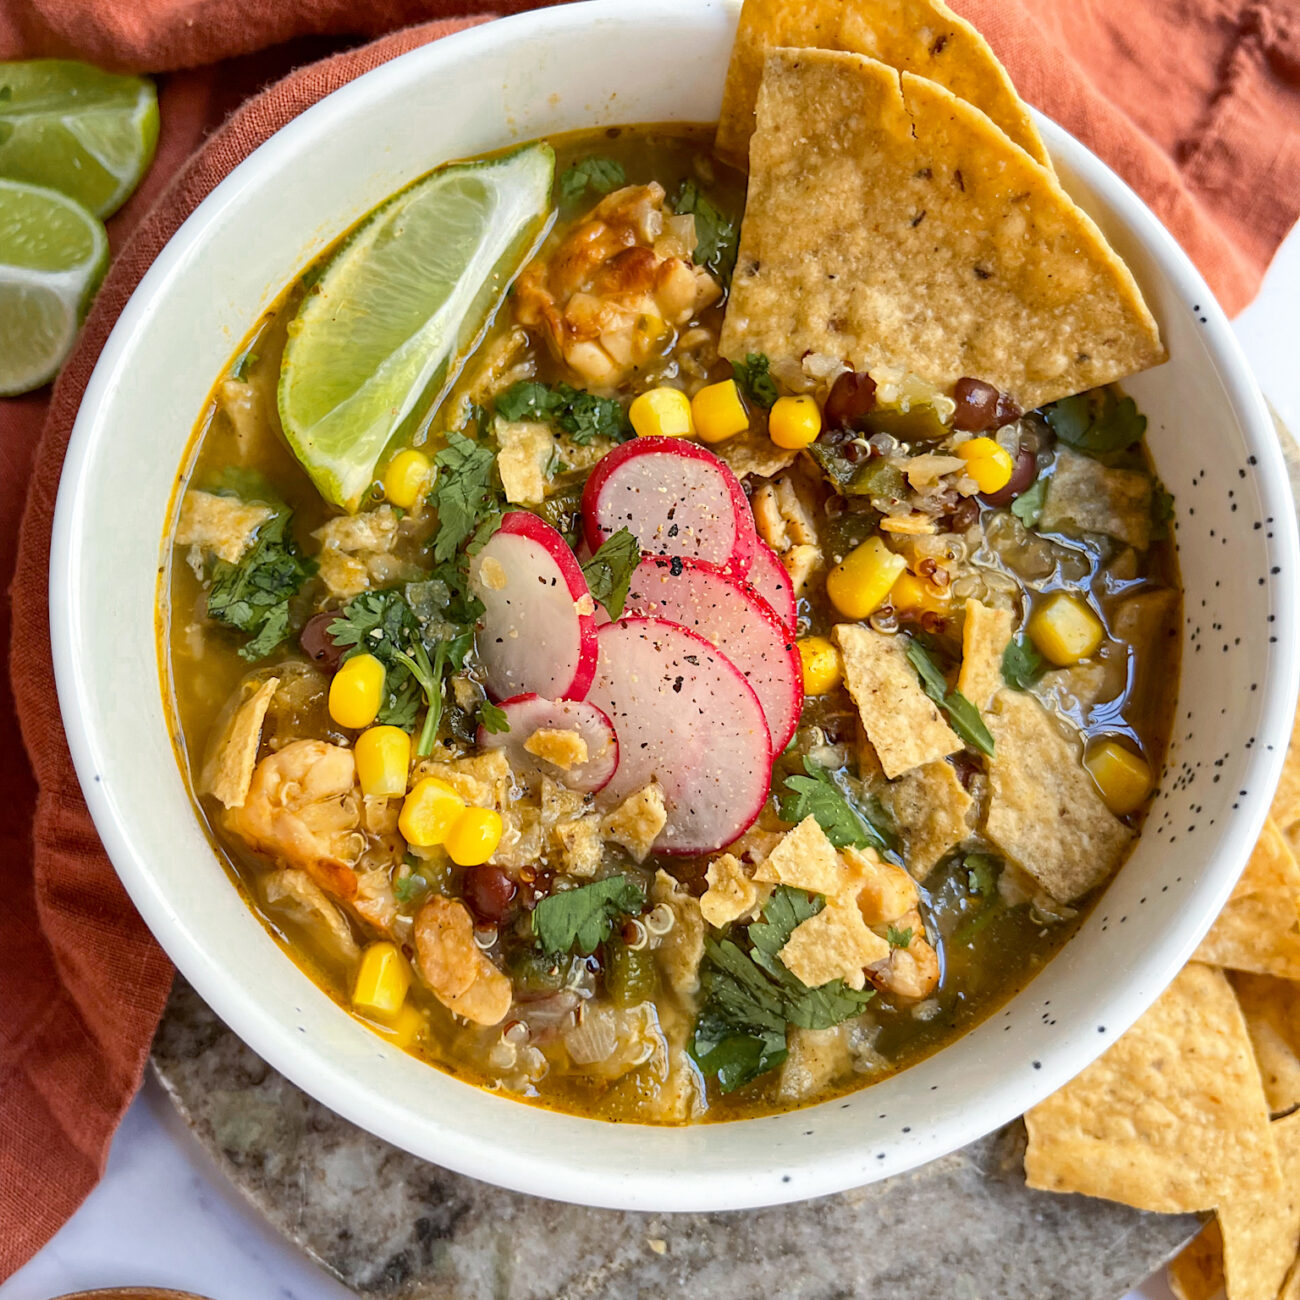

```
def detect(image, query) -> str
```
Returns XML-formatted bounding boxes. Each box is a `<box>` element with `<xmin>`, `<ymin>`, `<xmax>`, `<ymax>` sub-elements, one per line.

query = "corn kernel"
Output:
<box><xmin>691</xmin><ymin>379</ymin><xmax>749</xmax><ymax>443</ymax></box>
<box><xmin>383</xmin><ymin>449</ymin><xmax>433</xmax><ymax>509</ymax></box>
<box><xmin>1027</xmin><ymin>591</ymin><xmax>1105</xmax><ymax>666</ymax></box>
<box><xmin>629</xmin><ymin>385</ymin><xmax>693</xmax><ymax>439</ymax></box>
<box><xmin>352</xmin><ymin>941</ymin><xmax>410</xmax><ymax>1019</ymax></box>
<box><xmin>328</xmin><ymin>653</ymin><xmax>385</xmax><ymax>729</ymax></box>
<box><xmin>367</xmin><ymin>1001</ymin><xmax>427</xmax><ymax>1049</ymax></box>
<box><xmin>957</xmin><ymin>436</ymin><xmax>1015</xmax><ymax>494</ymax></box>
<box><xmin>354</xmin><ymin>725</ymin><xmax>411</xmax><ymax>797</ymax></box>
<box><xmin>826</xmin><ymin>537</ymin><xmax>907</xmax><ymax>620</ymax></box>
<box><xmin>444</xmin><ymin>806</ymin><xmax>504</xmax><ymax>866</ymax></box>
<box><xmin>768</xmin><ymin>395</ymin><xmax>823</xmax><ymax>450</ymax></box>
<box><xmin>797</xmin><ymin>636</ymin><xmax>842</xmax><ymax>695</ymax></box>
<box><xmin>399</xmin><ymin>777</ymin><xmax>465</xmax><ymax>847</ymax></box>
<box><xmin>1086</xmin><ymin>740</ymin><xmax>1153</xmax><ymax>815</ymax></box>
<box><xmin>889</xmin><ymin>571</ymin><xmax>951</xmax><ymax>616</ymax></box>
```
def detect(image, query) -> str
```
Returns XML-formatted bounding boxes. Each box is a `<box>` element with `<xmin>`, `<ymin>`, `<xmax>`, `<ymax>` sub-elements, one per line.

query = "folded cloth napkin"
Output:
<box><xmin>1</xmin><ymin>0</ymin><xmax>1298</xmax><ymax>1278</ymax></box>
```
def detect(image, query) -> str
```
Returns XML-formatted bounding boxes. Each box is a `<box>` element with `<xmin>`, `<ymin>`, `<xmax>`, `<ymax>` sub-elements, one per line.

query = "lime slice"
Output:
<box><xmin>278</xmin><ymin>142</ymin><xmax>556</xmax><ymax>512</ymax></box>
<box><xmin>0</xmin><ymin>178</ymin><xmax>107</xmax><ymax>395</ymax></box>
<box><xmin>0</xmin><ymin>60</ymin><xmax>159</xmax><ymax>219</ymax></box>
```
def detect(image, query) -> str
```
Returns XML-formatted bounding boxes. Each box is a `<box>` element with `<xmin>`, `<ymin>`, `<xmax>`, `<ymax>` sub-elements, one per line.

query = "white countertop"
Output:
<box><xmin>5</xmin><ymin>226</ymin><xmax>1297</xmax><ymax>1300</ymax></box>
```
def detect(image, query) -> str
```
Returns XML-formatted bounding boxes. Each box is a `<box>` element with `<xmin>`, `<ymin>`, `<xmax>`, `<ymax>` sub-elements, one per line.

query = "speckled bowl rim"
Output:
<box><xmin>50</xmin><ymin>0</ymin><xmax>1299</xmax><ymax>1212</ymax></box>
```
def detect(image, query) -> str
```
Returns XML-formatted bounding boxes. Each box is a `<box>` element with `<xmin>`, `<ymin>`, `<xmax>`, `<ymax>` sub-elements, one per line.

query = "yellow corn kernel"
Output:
<box><xmin>328</xmin><ymin>653</ymin><xmax>385</xmax><ymax>729</ymax></box>
<box><xmin>354</xmin><ymin>725</ymin><xmax>411</xmax><ymax>797</ymax></box>
<box><xmin>368</xmin><ymin>1001</ymin><xmax>427</xmax><ymax>1049</ymax></box>
<box><xmin>826</xmin><ymin>537</ymin><xmax>907</xmax><ymax>620</ymax></box>
<box><xmin>352</xmin><ymin>941</ymin><xmax>411</xmax><ymax>1020</ymax></box>
<box><xmin>1085</xmin><ymin>740</ymin><xmax>1153</xmax><ymax>815</ymax></box>
<box><xmin>383</xmin><ymin>449</ymin><xmax>433</xmax><ymax>509</ymax></box>
<box><xmin>1027</xmin><ymin>591</ymin><xmax>1105</xmax><ymax>666</ymax></box>
<box><xmin>629</xmin><ymin>385</ymin><xmax>693</xmax><ymax>439</ymax></box>
<box><xmin>768</xmin><ymin>395</ymin><xmax>823</xmax><ymax>450</ymax></box>
<box><xmin>797</xmin><ymin>636</ymin><xmax>842</xmax><ymax>695</ymax></box>
<box><xmin>889</xmin><ymin>571</ymin><xmax>951</xmax><ymax>616</ymax></box>
<box><xmin>957</xmin><ymin>437</ymin><xmax>1015</xmax><ymax>494</ymax></box>
<box><xmin>691</xmin><ymin>379</ymin><xmax>749</xmax><ymax>443</ymax></box>
<box><xmin>444</xmin><ymin>806</ymin><xmax>504</xmax><ymax>866</ymax></box>
<box><xmin>398</xmin><ymin>777</ymin><xmax>465</xmax><ymax>848</ymax></box>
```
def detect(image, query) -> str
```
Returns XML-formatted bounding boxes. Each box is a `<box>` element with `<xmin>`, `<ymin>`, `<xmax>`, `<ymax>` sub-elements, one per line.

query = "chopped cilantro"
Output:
<box><xmin>886</xmin><ymin>925</ymin><xmax>914</xmax><ymax>949</ymax></box>
<box><xmin>1010</xmin><ymin>478</ymin><xmax>1046</xmax><ymax>528</ymax></box>
<box><xmin>494</xmin><ymin>379</ymin><xmax>629</xmax><ymax>445</ymax></box>
<box><xmin>393</xmin><ymin>870</ymin><xmax>430</xmax><ymax>905</ymax></box>
<box><xmin>430</xmin><ymin>431</ymin><xmax>501</xmax><ymax>563</ymax></box>
<box><xmin>731</xmin><ymin>352</ymin><xmax>779</xmax><ymax>410</ymax></box>
<box><xmin>906</xmin><ymin>638</ymin><xmax>995</xmax><ymax>758</ymax></box>
<box><xmin>1001</xmin><ymin>633</ymin><xmax>1046</xmax><ymax>691</ymax></box>
<box><xmin>1150</xmin><ymin>482</ymin><xmax>1175</xmax><ymax>540</ymax></box>
<box><xmin>494</xmin><ymin>380</ymin><xmax>558</xmax><ymax>422</ymax></box>
<box><xmin>778</xmin><ymin>757</ymin><xmax>893</xmax><ymax>853</ymax></box>
<box><xmin>559</xmin><ymin>156</ymin><xmax>626</xmax><ymax>202</ymax></box>
<box><xmin>205</xmin><ymin>513</ymin><xmax>315</xmax><ymax>662</ymax></box>
<box><xmin>672</xmin><ymin>178</ymin><xmax>739</xmax><ymax>284</ymax></box>
<box><xmin>1044</xmin><ymin>387</ymin><xmax>1147</xmax><ymax>458</ymax></box>
<box><xmin>964</xmin><ymin>852</ymin><xmax>1000</xmax><ymax>897</ymax></box>
<box><xmin>531</xmin><ymin>875</ymin><xmax>646</xmax><ymax>956</ymax></box>
<box><xmin>581</xmin><ymin>527</ymin><xmax>641</xmax><ymax>620</ymax></box>
<box><xmin>0</xmin><ymin>86</ymin><xmax>11</xmax><ymax>101</ymax></box>
<box><xmin>478</xmin><ymin>700</ymin><xmax>510</xmax><ymax>735</ymax></box>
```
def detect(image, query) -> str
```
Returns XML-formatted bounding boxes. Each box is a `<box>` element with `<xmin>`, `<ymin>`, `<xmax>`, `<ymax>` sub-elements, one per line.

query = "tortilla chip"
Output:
<box><xmin>833</xmin><ymin>623</ymin><xmax>960</xmax><ymax>778</ymax></box>
<box><xmin>755</xmin><ymin>815</ymin><xmax>855</xmax><ymax>897</ymax></box>
<box><xmin>719</xmin><ymin>49</ymin><xmax>1166</xmax><ymax>412</ymax></box>
<box><xmin>1195</xmin><ymin>820</ymin><xmax>1300</xmax><ymax>980</ymax></box>
<box><xmin>523</xmin><ymin>726</ymin><xmax>588</xmax><ymax>771</ymax></box>
<box><xmin>715</xmin><ymin>0</ymin><xmax>1050</xmax><ymax>169</ymax></box>
<box><xmin>200</xmin><ymin>676</ymin><xmax>279</xmax><ymax>809</ymax></box>
<box><xmin>700</xmin><ymin>852</ymin><xmax>769</xmax><ymax>928</ymax></box>
<box><xmin>1168</xmin><ymin>1220</ymin><xmax>1224</xmax><ymax>1300</ymax></box>
<box><xmin>715</xmin><ymin>431</ymin><xmax>799</xmax><ymax>480</ymax></box>
<box><xmin>1024</xmin><ymin>962</ymin><xmax>1281</xmax><ymax>1214</ymax></box>
<box><xmin>651</xmin><ymin>870</ymin><xmax>706</xmax><ymax>995</ymax></box>
<box><xmin>1233</xmin><ymin>972</ymin><xmax>1300</xmax><ymax>1116</ymax></box>
<box><xmin>983</xmin><ymin>689</ymin><xmax>1131</xmax><ymax>902</ymax></box>
<box><xmin>846</xmin><ymin>845</ymin><xmax>920</xmax><ymax>924</ymax></box>
<box><xmin>176</xmin><ymin>489</ymin><xmax>273</xmax><ymax>564</ymax></box>
<box><xmin>1270</xmin><ymin>702</ymin><xmax>1300</xmax><ymax>839</ymax></box>
<box><xmin>884</xmin><ymin>759</ymin><xmax>972</xmax><ymax>878</ymax></box>
<box><xmin>778</xmin><ymin>896</ymin><xmax>890</xmax><ymax>989</ymax></box>
<box><xmin>1038</xmin><ymin>447</ymin><xmax>1153</xmax><ymax>550</ymax></box>
<box><xmin>600</xmin><ymin>783</ymin><xmax>668</xmax><ymax>862</ymax></box>
<box><xmin>956</xmin><ymin>598</ymin><xmax>1013</xmax><ymax>712</ymax></box>
<box><xmin>778</xmin><ymin>1025</ymin><xmax>853</xmax><ymax>1102</ymax></box>
<box><xmin>495</xmin><ymin>419</ymin><xmax>554</xmax><ymax>505</ymax></box>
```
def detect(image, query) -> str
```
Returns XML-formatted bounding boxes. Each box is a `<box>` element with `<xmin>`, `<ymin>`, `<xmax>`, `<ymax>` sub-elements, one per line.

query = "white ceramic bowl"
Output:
<box><xmin>50</xmin><ymin>0</ymin><xmax>1299</xmax><ymax>1212</ymax></box>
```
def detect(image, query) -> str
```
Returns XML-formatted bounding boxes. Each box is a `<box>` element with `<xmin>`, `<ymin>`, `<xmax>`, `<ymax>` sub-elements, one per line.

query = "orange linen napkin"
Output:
<box><xmin>2</xmin><ymin>0</ymin><xmax>1298</xmax><ymax>1279</ymax></box>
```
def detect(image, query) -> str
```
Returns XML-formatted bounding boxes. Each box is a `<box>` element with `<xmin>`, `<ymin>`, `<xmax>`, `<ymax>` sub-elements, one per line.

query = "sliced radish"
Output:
<box><xmin>622</xmin><ymin>556</ymin><xmax>802</xmax><ymax>753</ymax></box>
<box><xmin>588</xmin><ymin>617</ymin><xmax>772</xmax><ymax>855</ymax></box>
<box><xmin>581</xmin><ymin>437</ymin><xmax>757</xmax><ymax>573</ymax></box>
<box><xmin>469</xmin><ymin>511</ymin><xmax>597</xmax><ymax>701</ymax></box>
<box><xmin>744</xmin><ymin>541</ymin><xmax>798</xmax><ymax>637</ymax></box>
<box><xmin>477</xmin><ymin>693</ymin><xmax>618</xmax><ymax>794</ymax></box>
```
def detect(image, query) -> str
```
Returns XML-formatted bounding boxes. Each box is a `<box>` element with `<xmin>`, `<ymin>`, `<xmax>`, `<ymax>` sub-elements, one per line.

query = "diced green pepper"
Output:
<box><xmin>605</xmin><ymin>937</ymin><xmax>658</xmax><ymax>1007</ymax></box>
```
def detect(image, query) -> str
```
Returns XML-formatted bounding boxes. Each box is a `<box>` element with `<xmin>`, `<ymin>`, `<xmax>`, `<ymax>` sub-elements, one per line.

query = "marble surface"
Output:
<box><xmin>4</xmin><ymin>206</ymin><xmax>1295</xmax><ymax>1300</ymax></box>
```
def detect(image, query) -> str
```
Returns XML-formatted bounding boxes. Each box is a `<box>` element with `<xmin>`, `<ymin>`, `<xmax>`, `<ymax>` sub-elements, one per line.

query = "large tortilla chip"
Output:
<box><xmin>715</xmin><ymin>0</ymin><xmax>1049</xmax><ymax>169</ymax></box>
<box><xmin>833</xmin><ymin>623</ymin><xmax>960</xmax><ymax>778</ymax></box>
<box><xmin>755</xmin><ymin>814</ymin><xmax>855</xmax><ymax>898</ymax></box>
<box><xmin>719</xmin><ymin>49</ymin><xmax>1166</xmax><ymax>411</ymax></box>
<box><xmin>778</xmin><ymin>897</ymin><xmax>889</xmax><ymax>989</ymax></box>
<box><xmin>200</xmin><ymin>676</ymin><xmax>279</xmax><ymax>809</ymax></box>
<box><xmin>1024</xmin><ymin>963</ymin><xmax>1281</xmax><ymax>1214</ymax></box>
<box><xmin>1038</xmin><ymin>447</ymin><xmax>1153</xmax><ymax>550</ymax></box>
<box><xmin>1168</xmin><ymin>1220</ymin><xmax>1224</xmax><ymax>1300</ymax></box>
<box><xmin>884</xmin><ymin>759</ymin><xmax>972</xmax><ymax>879</ymax></box>
<box><xmin>983</xmin><ymin>690</ymin><xmax>1131</xmax><ymax>903</ymax></box>
<box><xmin>1195</xmin><ymin>820</ymin><xmax>1300</xmax><ymax>980</ymax></box>
<box><xmin>1233</xmin><ymin>972</ymin><xmax>1300</xmax><ymax>1116</ymax></box>
<box><xmin>956</xmin><ymin>598</ymin><xmax>1013</xmax><ymax>712</ymax></box>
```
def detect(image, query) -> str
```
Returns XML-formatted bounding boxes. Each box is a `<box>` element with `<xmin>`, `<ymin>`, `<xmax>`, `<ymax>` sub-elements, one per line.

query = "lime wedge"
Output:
<box><xmin>0</xmin><ymin>178</ymin><xmax>107</xmax><ymax>395</ymax></box>
<box><xmin>278</xmin><ymin>142</ymin><xmax>555</xmax><ymax>512</ymax></box>
<box><xmin>0</xmin><ymin>61</ymin><xmax>159</xmax><ymax>219</ymax></box>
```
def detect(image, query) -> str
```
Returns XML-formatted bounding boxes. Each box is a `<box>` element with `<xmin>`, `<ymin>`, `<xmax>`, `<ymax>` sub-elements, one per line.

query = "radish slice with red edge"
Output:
<box><xmin>476</xmin><ymin>693</ymin><xmax>618</xmax><ymax>794</ymax></box>
<box><xmin>581</xmin><ymin>436</ymin><xmax>757</xmax><ymax>573</ymax></box>
<box><xmin>588</xmin><ymin>617</ymin><xmax>772</xmax><ymax>855</ymax></box>
<box><xmin>622</xmin><ymin>556</ymin><xmax>802</xmax><ymax>753</ymax></box>
<box><xmin>744</xmin><ymin>541</ymin><xmax>798</xmax><ymax>637</ymax></box>
<box><xmin>468</xmin><ymin>511</ymin><xmax>598</xmax><ymax>701</ymax></box>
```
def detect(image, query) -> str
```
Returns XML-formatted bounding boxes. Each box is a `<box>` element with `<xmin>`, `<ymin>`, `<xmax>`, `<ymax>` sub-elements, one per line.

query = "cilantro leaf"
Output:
<box><xmin>205</xmin><ymin>513</ymin><xmax>315</xmax><ymax>662</ymax></box>
<box><xmin>965</xmin><ymin>851</ymin><xmax>1000</xmax><ymax>897</ymax></box>
<box><xmin>494</xmin><ymin>381</ymin><xmax>564</xmax><ymax>423</ymax></box>
<box><xmin>559</xmin><ymin>156</ymin><xmax>626</xmax><ymax>202</ymax></box>
<box><xmin>494</xmin><ymin>380</ymin><xmax>629</xmax><ymax>446</ymax></box>
<box><xmin>887</xmin><ymin>925</ymin><xmax>914</xmax><ymax>949</ymax></box>
<box><xmin>672</xmin><ymin>178</ymin><xmax>739</xmax><ymax>283</ymax></box>
<box><xmin>393</xmin><ymin>870</ymin><xmax>430</xmax><ymax>905</ymax></box>
<box><xmin>431</xmin><ymin>432</ymin><xmax>500</xmax><ymax>563</ymax></box>
<box><xmin>1001</xmin><ymin>633</ymin><xmax>1046</xmax><ymax>691</ymax></box>
<box><xmin>531</xmin><ymin>875</ymin><xmax>646</xmax><ymax>956</ymax></box>
<box><xmin>731</xmin><ymin>352</ymin><xmax>779</xmax><ymax>410</ymax></box>
<box><xmin>581</xmin><ymin>527</ymin><xmax>640</xmax><ymax>620</ymax></box>
<box><xmin>1150</xmin><ymin>481</ymin><xmax>1175</xmax><ymax>540</ymax></box>
<box><xmin>906</xmin><ymin>638</ymin><xmax>995</xmax><ymax>757</ymax></box>
<box><xmin>778</xmin><ymin>757</ymin><xmax>893</xmax><ymax>852</ymax></box>
<box><xmin>478</xmin><ymin>700</ymin><xmax>510</xmax><ymax>735</ymax></box>
<box><xmin>1044</xmin><ymin>388</ymin><xmax>1147</xmax><ymax>458</ymax></box>
<box><xmin>1010</xmin><ymin>477</ymin><xmax>1046</xmax><ymax>528</ymax></box>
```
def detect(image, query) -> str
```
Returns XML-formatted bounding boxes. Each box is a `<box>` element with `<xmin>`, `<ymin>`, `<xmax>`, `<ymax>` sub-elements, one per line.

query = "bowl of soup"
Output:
<box><xmin>50</xmin><ymin>0</ymin><xmax>1297</xmax><ymax>1210</ymax></box>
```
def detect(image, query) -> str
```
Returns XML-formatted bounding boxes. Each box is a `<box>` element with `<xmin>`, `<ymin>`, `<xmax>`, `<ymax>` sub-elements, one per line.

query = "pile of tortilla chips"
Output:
<box><xmin>1023</xmin><ymin>704</ymin><xmax>1300</xmax><ymax>1300</ymax></box>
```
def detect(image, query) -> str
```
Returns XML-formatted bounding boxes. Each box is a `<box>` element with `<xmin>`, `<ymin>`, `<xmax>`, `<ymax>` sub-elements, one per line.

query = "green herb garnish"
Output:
<box><xmin>886</xmin><ymin>925</ymin><xmax>914</xmax><ymax>949</ymax></box>
<box><xmin>1010</xmin><ymin>478</ymin><xmax>1046</xmax><ymax>528</ymax></box>
<box><xmin>1001</xmin><ymin>633</ymin><xmax>1046</xmax><ymax>691</ymax></box>
<box><xmin>430</xmin><ymin>431</ymin><xmax>501</xmax><ymax>563</ymax></box>
<box><xmin>559</xmin><ymin>156</ymin><xmax>626</xmax><ymax>202</ymax></box>
<box><xmin>531</xmin><ymin>875</ymin><xmax>646</xmax><ymax>956</ymax></box>
<box><xmin>672</xmin><ymin>178</ymin><xmax>739</xmax><ymax>283</ymax></box>
<box><xmin>494</xmin><ymin>380</ymin><xmax>630</xmax><ymax>445</ymax></box>
<box><xmin>964</xmin><ymin>852</ymin><xmax>1000</xmax><ymax>897</ymax></box>
<box><xmin>478</xmin><ymin>700</ymin><xmax>510</xmax><ymax>735</ymax></box>
<box><xmin>731</xmin><ymin>352</ymin><xmax>779</xmax><ymax>410</ymax></box>
<box><xmin>1044</xmin><ymin>387</ymin><xmax>1147</xmax><ymax>458</ymax></box>
<box><xmin>778</xmin><ymin>757</ymin><xmax>893</xmax><ymax>853</ymax></box>
<box><xmin>580</xmin><ymin>527</ymin><xmax>641</xmax><ymax>620</ymax></box>
<box><xmin>1150</xmin><ymin>482</ymin><xmax>1175</xmax><ymax>540</ymax></box>
<box><xmin>393</xmin><ymin>871</ymin><xmax>430</xmax><ymax>905</ymax></box>
<box><xmin>906</xmin><ymin>638</ymin><xmax>995</xmax><ymax>757</ymax></box>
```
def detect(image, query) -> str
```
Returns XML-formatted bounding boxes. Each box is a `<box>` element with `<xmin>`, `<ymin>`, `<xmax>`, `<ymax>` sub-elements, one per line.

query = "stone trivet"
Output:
<box><xmin>151</xmin><ymin>977</ymin><xmax>1199</xmax><ymax>1300</ymax></box>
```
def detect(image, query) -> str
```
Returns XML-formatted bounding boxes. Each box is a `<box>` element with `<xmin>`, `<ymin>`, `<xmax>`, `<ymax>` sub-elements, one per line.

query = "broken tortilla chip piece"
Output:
<box><xmin>701</xmin><ymin>852</ymin><xmax>770</xmax><ymax>928</ymax></box>
<box><xmin>755</xmin><ymin>814</ymin><xmax>856</xmax><ymax>898</ymax></box>
<box><xmin>833</xmin><ymin>623</ymin><xmax>960</xmax><ymax>779</ymax></box>
<box><xmin>1024</xmin><ymin>962</ymin><xmax>1281</xmax><ymax>1214</ymax></box>
<box><xmin>715</xmin><ymin>0</ymin><xmax>1050</xmax><ymax>169</ymax></box>
<box><xmin>1233</xmin><ymin>971</ymin><xmax>1300</xmax><ymax>1116</ymax></box>
<box><xmin>956</xmin><ymin>599</ymin><xmax>1013</xmax><ymax>712</ymax></box>
<box><xmin>778</xmin><ymin>896</ymin><xmax>890</xmax><ymax>989</ymax></box>
<box><xmin>1038</xmin><ymin>447</ymin><xmax>1153</xmax><ymax>550</ymax></box>
<box><xmin>983</xmin><ymin>689</ymin><xmax>1131</xmax><ymax>903</ymax></box>
<box><xmin>1194</xmin><ymin>819</ymin><xmax>1300</xmax><ymax>980</ymax></box>
<box><xmin>200</xmin><ymin>675</ymin><xmax>279</xmax><ymax>809</ymax></box>
<box><xmin>884</xmin><ymin>759</ymin><xmax>972</xmax><ymax>879</ymax></box>
<box><xmin>719</xmin><ymin>49</ymin><xmax>1166</xmax><ymax>412</ymax></box>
